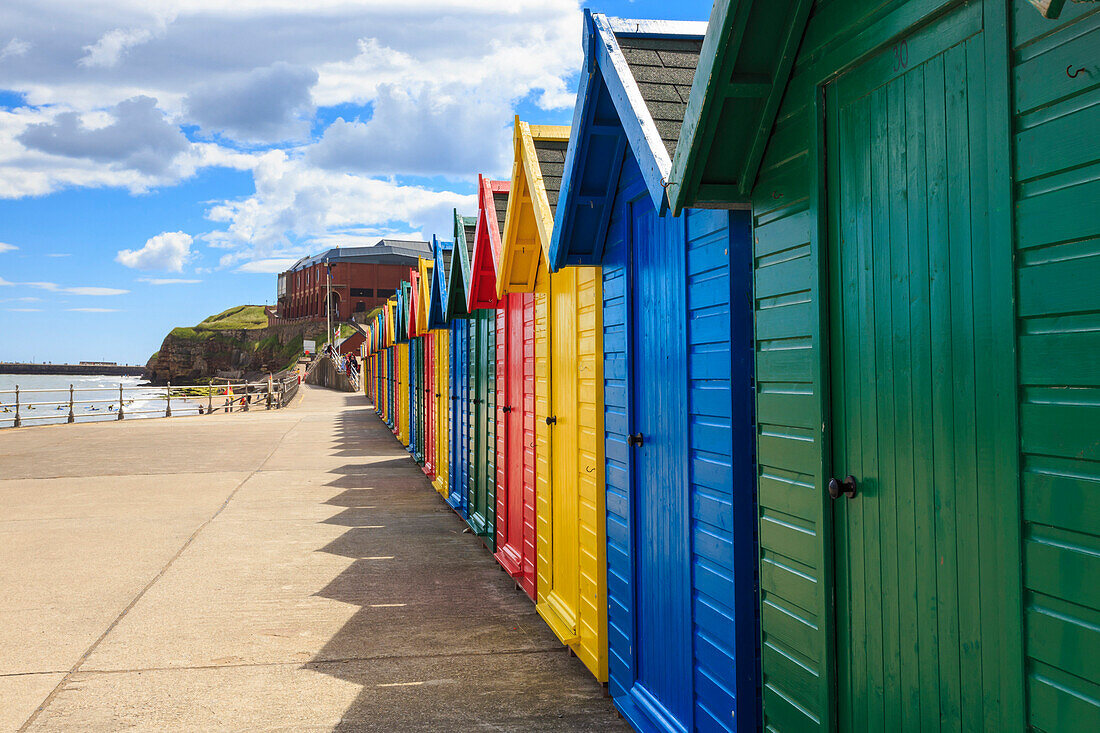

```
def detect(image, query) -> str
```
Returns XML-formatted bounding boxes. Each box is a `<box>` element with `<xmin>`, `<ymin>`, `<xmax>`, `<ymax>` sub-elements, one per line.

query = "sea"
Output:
<box><xmin>0</xmin><ymin>373</ymin><xmax>206</xmax><ymax>429</ymax></box>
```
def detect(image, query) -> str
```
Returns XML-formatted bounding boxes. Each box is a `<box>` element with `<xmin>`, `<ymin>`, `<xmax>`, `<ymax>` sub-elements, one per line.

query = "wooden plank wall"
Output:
<box><xmin>1012</xmin><ymin>4</ymin><xmax>1100</xmax><ymax>729</ymax></box>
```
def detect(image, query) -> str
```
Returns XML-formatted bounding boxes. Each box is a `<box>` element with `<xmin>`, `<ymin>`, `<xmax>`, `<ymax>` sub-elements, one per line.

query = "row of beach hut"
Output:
<box><xmin>359</xmin><ymin>3</ymin><xmax>1098</xmax><ymax>732</ymax></box>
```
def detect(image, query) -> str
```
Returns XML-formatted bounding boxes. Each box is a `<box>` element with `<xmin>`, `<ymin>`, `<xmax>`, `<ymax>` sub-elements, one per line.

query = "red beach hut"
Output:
<box><xmin>469</xmin><ymin>174</ymin><xmax>537</xmax><ymax>599</ymax></box>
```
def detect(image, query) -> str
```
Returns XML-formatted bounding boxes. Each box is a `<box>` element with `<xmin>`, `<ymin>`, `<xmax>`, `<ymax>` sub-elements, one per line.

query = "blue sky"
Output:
<box><xmin>0</xmin><ymin>0</ymin><xmax>713</xmax><ymax>365</ymax></box>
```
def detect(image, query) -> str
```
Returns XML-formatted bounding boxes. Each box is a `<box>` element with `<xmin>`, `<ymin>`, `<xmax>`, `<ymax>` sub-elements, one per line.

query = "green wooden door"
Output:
<box><xmin>826</xmin><ymin>25</ymin><xmax>1001</xmax><ymax>731</ymax></box>
<box><xmin>467</xmin><ymin>309</ymin><xmax>495</xmax><ymax>545</ymax></box>
<box><xmin>467</xmin><ymin>314</ymin><xmax>481</xmax><ymax>529</ymax></box>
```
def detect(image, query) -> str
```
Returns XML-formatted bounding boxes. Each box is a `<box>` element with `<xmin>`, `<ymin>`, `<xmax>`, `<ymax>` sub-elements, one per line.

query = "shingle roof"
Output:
<box><xmin>464</xmin><ymin>223</ymin><xmax>477</xmax><ymax>262</ymax></box>
<box><xmin>286</xmin><ymin>239</ymin><xmax>431</xmax><ymax>271</ymax></box>
<box><xmin>440</xmin><ymin>247</ymin><xmax>453</xmax><ymax>279</ymax></box>
<box><xmin>492</xmin><ymin>189</ymin><xmax>509</xmax><ymax>238</ymax></box>
<box><xmin>614</xmin><ymin>35</ymin><xmax>703</xmax><ymax>159</ymax></box>
<box><xmin>533</xmin><ymin>139</ymin><xmax>568</xmax><ymax>215</ymax></box>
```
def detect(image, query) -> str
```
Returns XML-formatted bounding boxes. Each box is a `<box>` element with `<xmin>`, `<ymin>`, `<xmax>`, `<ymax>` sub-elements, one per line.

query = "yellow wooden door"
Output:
<box><xmin>397</xmin><ymin>343</ymin><xmax>409</xmax><ymax>446</ymax></box>
<box><xmin>433</xmin><ymin>329</ymin><xmax>450</xmax><ymax>498</ymax></box>
<box><xmin>543</xmin><ymin>266</ymin><xmax>580</xmax><ymax>637</ymax></box>
<box><xmin>535</xmin><ymin>264</ymin><xmax>607</xmax><ymax>682</ymax></box>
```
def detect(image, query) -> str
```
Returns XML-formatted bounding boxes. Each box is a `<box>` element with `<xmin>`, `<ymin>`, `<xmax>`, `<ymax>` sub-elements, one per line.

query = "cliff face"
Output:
<box><xmin>144</xmin><ymin>320</ymin><xmax>322</xmax><ymax>384</ymax></box>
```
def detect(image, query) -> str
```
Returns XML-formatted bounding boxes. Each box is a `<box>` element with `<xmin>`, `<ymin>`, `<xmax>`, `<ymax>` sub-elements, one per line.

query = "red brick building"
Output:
<box><xmin>273</xmin><ymin>240</ymin><xmax>430</xmax><ymax>323</ymax></box>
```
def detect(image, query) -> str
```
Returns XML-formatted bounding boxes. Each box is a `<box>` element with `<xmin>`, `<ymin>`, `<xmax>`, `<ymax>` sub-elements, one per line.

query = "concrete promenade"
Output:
<box><xmin>0</xmin><ymin>385</ymin><xmax>626</xmax><ymax>732</ymax></box>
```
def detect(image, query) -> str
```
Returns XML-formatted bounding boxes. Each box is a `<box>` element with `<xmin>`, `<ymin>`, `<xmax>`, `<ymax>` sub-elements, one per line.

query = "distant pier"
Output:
<box><xmin>0</xmin><ymin>362</ymin><xmax>145</xmax><ymax>377</ymax></box>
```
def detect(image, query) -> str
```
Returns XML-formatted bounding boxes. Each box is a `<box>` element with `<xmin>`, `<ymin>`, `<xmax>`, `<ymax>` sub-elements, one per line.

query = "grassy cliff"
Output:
<box><xmin>169</xmin><ymin>305</ymin><xmax>269</xmax><ymax>340</ymax></box>
<box><xmin>147</xmin><ymin>305</ymin><xmax>321</xmax><ymax>383</ymax></box>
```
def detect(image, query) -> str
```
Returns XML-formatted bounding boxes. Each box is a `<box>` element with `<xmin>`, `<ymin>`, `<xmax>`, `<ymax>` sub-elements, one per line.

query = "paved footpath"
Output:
<box><xmin>0</xmin><ymin>385</ymin><xmax>627</xmax><ymax>732</ymax></box>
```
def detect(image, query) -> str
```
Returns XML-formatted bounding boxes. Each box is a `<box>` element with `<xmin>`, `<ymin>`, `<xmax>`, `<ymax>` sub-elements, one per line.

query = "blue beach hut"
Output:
<box><xmin>550</xmin><ymin>12</ymin><xmax>757</xmax><ymax>732</ymax></box>
<box><xmin>445</xmin><ymin>210</ymin><xmax>478</xmax><ymax>517</ymax></box>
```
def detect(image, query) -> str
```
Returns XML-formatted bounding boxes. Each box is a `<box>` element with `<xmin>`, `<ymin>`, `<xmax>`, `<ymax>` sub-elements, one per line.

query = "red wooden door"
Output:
<box><xmin>518</xmin><ymin>292</ymin><xmax>537</xmax><ymax>599</ymax></box>
<box><xmin>495</xmin><ymin>302</ymin><xmax>513</xmax><ymax>569</ymax></box>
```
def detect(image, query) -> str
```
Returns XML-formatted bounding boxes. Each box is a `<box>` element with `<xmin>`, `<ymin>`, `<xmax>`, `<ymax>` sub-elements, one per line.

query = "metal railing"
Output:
<box><xmin>0</xmin><ymin>373</ymin><xmax>302</xmax><ymax>429</ymax></box>
<box><xmin>319</xmin><ymin>343</ymin><xmax>360</xmax><ymax>392</ymax></box>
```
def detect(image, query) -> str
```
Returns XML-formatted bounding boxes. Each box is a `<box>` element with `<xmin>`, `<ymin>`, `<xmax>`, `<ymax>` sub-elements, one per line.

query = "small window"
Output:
<box><xmin>350</xmin><ymin>287</ymin><xmax>374</xmax><ymax>297</ymax></box>
<box><xmin>376</xmin><ymin>288</ymin><xmax>395</xmax><ymax>298</ymax></box>
<box><xmin>355</xmin><ymin>301</ymin><xmax>367</xmax><ymax>312</ymax></box>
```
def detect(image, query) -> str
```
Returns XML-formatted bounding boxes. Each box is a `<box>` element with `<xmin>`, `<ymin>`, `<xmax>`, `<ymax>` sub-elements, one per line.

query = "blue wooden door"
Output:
<box><xmin>628</xmin><ymin>200</ymin><xmax>692</xmax><ymax>727</ymax></box>
<box><xmin>448</xmin><ymin>320</ymin><xmax>467</xmax><ymax>513</ymax></box>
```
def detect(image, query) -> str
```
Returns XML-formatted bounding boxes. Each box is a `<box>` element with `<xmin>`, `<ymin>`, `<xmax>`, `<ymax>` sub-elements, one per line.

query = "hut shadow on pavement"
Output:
<box><xmin>299</xmin><ymin>398</ymin><xmax>626</xmax><ymax>732</ymax></box>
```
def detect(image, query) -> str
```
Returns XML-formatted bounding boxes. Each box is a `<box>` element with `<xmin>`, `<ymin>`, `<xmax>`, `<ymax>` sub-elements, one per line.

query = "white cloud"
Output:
<box><xmin>0</xmin><ymin>0</ymin><xmax>584</xmax><ymax>270</ymax></box>
<box><xmin>202</xmin><ymin>150</ymin><xmax>474</xmax><ymax>266</ymax></box>
<box><xmin>20</xmin><ymin>281</ymin><xmax>129</xmax><ymax>295</ymax></box>
<box><xmin>63</xmin><ymin>286</ymin><xmax>129</xmax><ymax>296</ymax></box>
<box><xmin>237</xmin><ymin>258</ymin><xmax>299</xmax><ymax>273</ymax></box>
<box><xmin>17</xmin><ymin>96</ymin><xmax>188</xmax><ymax>175</ymax></box>
<box><xmin>67</xmin><ymin>307</ymin><xmax>120</xmax><ymax>312</ymax></box>
<box><xmin>45</xmin><ymin>253</ymin><xmax>70</xmax><ymax>257</ymax></box>
<box><xmin>79</xmin><ymin>27</ymin><xmax>157</xmax><ymax>68</ymax></box>
<box><xmin>116</xmin><ymin>231</ymin><xmax>193</xmax><ymax>271</ymax></box>
<box><xmin>0</xmin><ymin>38</ymin><xmax>30</xmax><ymax>60</ymax></box>
<box><xmin>136</xmin><ymin>277</ymin><xmax>200</xmax><ymax>284</ymax></box>
<box><xmin>0</xmin><ymin>104</ymin><xmax>263</xmax><ymax>198</ymax></box>
<box><xmin>0</xmin><ymin>242</ymin><xmax>17</xmax><ymax>252</ymax></box>
<box><xmin>7</xmin><ymin>307</ymin><xmax>40</xmax><ymax>312</ymax></box>
<box><xmin>308</xmin><ymin>85</ymin><xmax>511</xmax><ymax>177</ymax></box>
<box><xmin>0</xmin><ymin>276</ymin><xmax>12</xmax><ymax>286</ymax></box>
<box><xmin>311</xmin><ymin>8</ymin><xmax>580</xmax><ymax>110</ymax></box>
<box><xmin>185</xmin><ymin>62</ymin><xmax>317</xmax><ymax>143</ymax></box>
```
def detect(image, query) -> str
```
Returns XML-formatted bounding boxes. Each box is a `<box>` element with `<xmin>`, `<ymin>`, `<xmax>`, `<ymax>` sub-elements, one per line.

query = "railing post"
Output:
<box><xmin>117</xmin><ymin>383</ymin><xmax>124</xmax><ymax>420</ymax></box>
<box><xmin>278</xmin><ymin>380</ymin><xmax>285</xmax><ymax>409</ymax></box>
<box><xmin>67</xmin><ymin>384</ymin><xmax>75</xmax><ymax>424</ymax></box>
<box><xmin>207</xmin><ymin>383</ymin><xmax>213</xmax><ymax>416</ymax></box>
<box><xmin>165</xmin><ymin>381</ymin><xmax>172</xmax><ymax>418</ymax></box>
<box><xmin>13</xmin><ymin>386</ymin><xmax>21</xmax><ymax>428</ymax></box>
<box><xmin>266</xmin><ymin>375</ymin><xmax>273</xmax><ymax>410</ymax></box>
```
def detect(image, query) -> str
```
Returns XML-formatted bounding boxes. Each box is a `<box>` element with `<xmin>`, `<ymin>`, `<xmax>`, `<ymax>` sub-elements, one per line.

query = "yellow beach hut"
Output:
<box><xmin>497</xmin><ymin>118</ymin><xmax>606</xmax><ymax>682</ymax></box>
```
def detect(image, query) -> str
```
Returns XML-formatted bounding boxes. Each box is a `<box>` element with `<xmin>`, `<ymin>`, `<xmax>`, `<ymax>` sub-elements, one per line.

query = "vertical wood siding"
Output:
<box><xmin>1012</xmin><ymin>4</ymin><xmax>1100</xmax><ymax>729</ymax></box>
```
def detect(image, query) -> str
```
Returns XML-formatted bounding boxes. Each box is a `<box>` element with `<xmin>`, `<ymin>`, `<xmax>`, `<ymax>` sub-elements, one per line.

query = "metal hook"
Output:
<box><xmin>1067</xmin><ymin>65</ymin><xmax>1087</xmax><ymax>78</ymax></box>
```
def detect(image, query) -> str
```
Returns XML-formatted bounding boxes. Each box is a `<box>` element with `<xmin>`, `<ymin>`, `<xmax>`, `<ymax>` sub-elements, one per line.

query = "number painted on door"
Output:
<box><xmin>893</xmin><ymin>39</ymin><xmax>909</xmax><ymax>71</ymax></box>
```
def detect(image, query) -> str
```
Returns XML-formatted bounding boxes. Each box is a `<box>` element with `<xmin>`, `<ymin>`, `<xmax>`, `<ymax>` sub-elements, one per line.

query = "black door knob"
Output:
<box><xmin>627</xmin><ymin>433</ymin><xmax>644</xmax><ymax>447</ymax></box>
<box><xmin>545</xmin><ymin>416</ymin><xmax>557</xmax><ymax>425</ymax></box>
<box><xmin>827</xmin><ymin>475</ymin><xmax>858</xmax><ymax>499</ymax></box>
